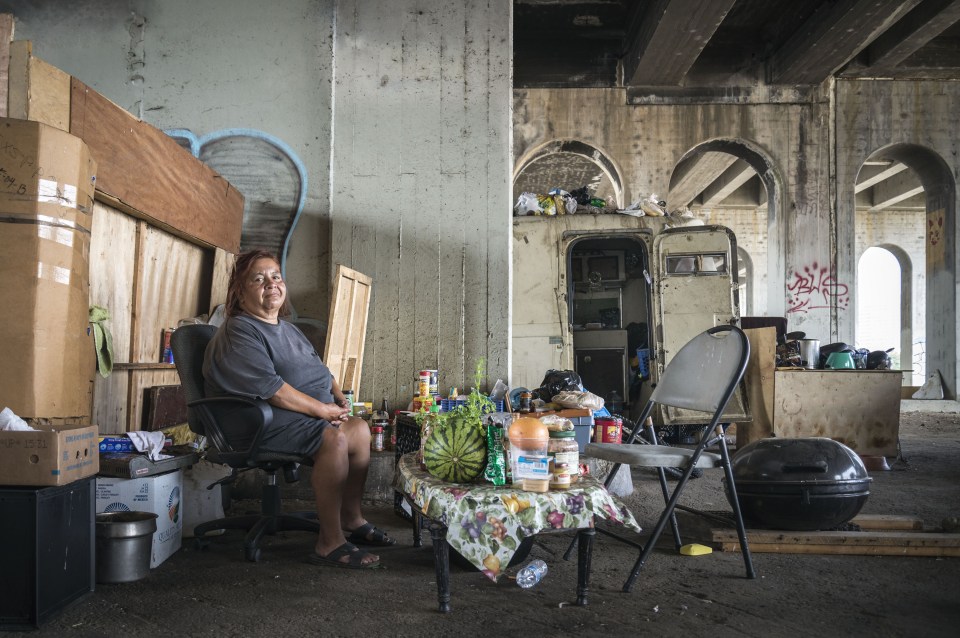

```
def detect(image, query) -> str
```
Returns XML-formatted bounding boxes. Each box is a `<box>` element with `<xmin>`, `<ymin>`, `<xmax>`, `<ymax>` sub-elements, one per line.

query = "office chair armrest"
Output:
<box><xmin>188</xmin><ymin>396</ymin><xmax>273</xmax><ymax>456</ymax></box>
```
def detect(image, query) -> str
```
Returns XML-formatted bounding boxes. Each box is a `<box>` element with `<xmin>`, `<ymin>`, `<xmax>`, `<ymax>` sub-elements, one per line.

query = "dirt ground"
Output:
<box><xmin>11</xmin><ymin>412</ymin><xmax>960</xmax><ymax>637</ymax></box>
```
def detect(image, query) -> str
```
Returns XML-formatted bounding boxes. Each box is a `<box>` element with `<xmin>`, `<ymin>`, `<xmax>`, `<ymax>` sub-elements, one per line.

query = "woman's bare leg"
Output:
<box><xmin>310</xmin><ymin>424</ymin><xmax>377</xmax><ymax>564</ymax></box>
<box><xmin>339</xmin><ymin>416</ymin><xmax>371</xmax><ymax>530</ymax></box>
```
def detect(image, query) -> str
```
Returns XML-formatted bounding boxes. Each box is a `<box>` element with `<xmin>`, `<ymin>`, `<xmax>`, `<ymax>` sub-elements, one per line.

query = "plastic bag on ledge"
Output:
<box><xmin>551</xmin><ymin>391</ymin><xmax>605</xmax><ymax>411</ymax></box>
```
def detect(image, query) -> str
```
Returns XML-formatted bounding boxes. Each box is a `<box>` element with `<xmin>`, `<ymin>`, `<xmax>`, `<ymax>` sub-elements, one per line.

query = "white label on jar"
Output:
<box><xmin>554</xmin><ymin>451</ymin><xmax>579</xmax><ymax>474</ymax></box>
<box><xmin>515</xmin><ymin>454</ymin><xmax>550</xmax><ymax>479</ymax></box>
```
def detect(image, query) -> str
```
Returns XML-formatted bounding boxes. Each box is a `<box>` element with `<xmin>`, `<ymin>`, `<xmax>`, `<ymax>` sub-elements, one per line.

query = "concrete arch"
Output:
<box><xmin>854</xmin><ymin>143</ymin><xmax>955</xmax><ymax>397</ymax></box>
<box><xmin>671</xmin><ymin>137</ymin><xmax>785</xmax><ymax>317</ymax></box>
<box><xmin>513</xmin><ymin>139</ymin><xmax>626</xmax><ymax>208</ymax></box>
<box><xmin>856</xmin><ymin>244</ymin><xmax>915</xmax><ymax>378</ymax></box>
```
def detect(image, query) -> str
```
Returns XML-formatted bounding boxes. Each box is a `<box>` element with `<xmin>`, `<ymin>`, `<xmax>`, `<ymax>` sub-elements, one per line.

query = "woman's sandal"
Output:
<box><xmin>344</xmin><ymin>522</ymin><xmax>396</xmax><ymax>547</ymax></box>
<box><xmin>307</xmin><ymin>542</ymin><xmax>380</xmax><ymax>569</ymax></box>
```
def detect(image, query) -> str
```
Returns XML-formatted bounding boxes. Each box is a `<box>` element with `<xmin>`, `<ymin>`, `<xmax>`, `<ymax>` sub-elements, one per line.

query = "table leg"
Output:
<box><xmin>412</xmin><ymin>509</ymin><xmax>422</xmax><ymax>548</ymax></box>
<box><xmin>576</xmin><ymin>527</ymin><xmax>595</xmax><ymax>606</ymax></box>
<box><xmin>429</xmin><ymin>521</ymin><xmax>451</xmax><ymax>613</ymax></box>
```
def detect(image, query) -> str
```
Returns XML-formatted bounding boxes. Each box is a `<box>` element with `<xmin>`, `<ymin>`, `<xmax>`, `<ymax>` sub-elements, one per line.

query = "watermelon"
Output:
<box><xmin>422</xmin><ymin>422</ymin><xmax>487</xmax><ymax>483</ymax></box>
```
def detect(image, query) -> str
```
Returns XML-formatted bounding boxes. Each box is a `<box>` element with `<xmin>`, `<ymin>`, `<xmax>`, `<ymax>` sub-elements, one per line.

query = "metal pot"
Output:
<box><xmin>729</xmin><ymin>438</ymin><xmax>871</xmax><ymax>531</ymax></box>
<box><xmin>798</xmin><ymin>339</ymin><xmax>820</xmax><ymax>369</ymax></box>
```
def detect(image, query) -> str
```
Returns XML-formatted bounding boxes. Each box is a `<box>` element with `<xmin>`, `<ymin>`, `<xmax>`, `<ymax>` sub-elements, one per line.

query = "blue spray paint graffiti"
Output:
<box><xmin>165</xmin><ymin>128</ymin><xmax>308</xmax><ymax>282</ymax></box>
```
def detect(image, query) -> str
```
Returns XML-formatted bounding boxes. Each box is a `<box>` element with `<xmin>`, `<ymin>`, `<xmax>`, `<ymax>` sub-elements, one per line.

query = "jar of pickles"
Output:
<box><xmin>548</xmin><ymin>429</ymin><xmax>579</xmax><ymax>489</ymax></box>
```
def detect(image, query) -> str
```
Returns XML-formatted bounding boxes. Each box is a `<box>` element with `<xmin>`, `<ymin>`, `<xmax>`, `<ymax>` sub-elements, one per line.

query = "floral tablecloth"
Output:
<box><xmin>394</xmin><ymin>453</ymin><xmax>641</xmax><ymax>581</ymax></box>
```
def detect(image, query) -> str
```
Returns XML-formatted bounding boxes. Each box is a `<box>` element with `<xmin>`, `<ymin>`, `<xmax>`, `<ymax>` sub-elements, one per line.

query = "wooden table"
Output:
<box><xmin>394</xmin><ymin>453</ymin><xmax>640</xmax><ymax>612</ymax></box>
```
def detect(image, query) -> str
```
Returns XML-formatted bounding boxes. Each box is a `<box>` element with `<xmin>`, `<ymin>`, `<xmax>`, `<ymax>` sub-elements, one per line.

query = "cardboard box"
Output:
<box><xmin>0</xmin><ymin>423</ymin><xmax>99</xmax><ymax>486</ymax></box>
<box><xmin>0</xmin><ymin>118</ymin><xmax>97</xmax><ymax>420</ymax></box>
<box><xmin>96</xmin><ymin>470</ymin><xmax>183</xmax><ymax>568</ymax></box>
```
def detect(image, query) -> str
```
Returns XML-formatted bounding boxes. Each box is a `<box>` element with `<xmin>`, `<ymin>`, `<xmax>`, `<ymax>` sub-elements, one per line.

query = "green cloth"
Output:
<box><xmin>89</xmin><ymin>305</ymin><xmax>114</xmax><ymax>378</ymax></box>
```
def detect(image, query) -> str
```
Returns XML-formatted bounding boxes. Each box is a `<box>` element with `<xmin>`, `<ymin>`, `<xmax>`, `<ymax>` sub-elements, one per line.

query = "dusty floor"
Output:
<box><xmin>10</xmin><ymin>412</ymin><xmax>960</xmax><ymax>637</ymax></box>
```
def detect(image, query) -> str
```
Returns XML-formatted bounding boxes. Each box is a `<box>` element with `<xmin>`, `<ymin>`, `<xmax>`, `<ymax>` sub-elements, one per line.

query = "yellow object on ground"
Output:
<box><xmin>680</xmin><ymin>543</ymin><xmax>713</xmax><ymax>556</ymax></box>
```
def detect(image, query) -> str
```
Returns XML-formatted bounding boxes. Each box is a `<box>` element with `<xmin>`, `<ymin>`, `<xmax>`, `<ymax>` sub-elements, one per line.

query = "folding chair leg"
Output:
<box><xmin>717</xmin><ymin>436</ymin><xmax>756</xmax><ymax>579</ymax></box>
<box><xmin>656</xmin><ymin>467</ymin><xmax>683</xmax><ymax>551</ymax></box>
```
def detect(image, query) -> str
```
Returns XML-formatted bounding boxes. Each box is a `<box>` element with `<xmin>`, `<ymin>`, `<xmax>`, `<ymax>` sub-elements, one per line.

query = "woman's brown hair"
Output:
<box><xmin>225</xmin><ymin>249</ymin><xmax>292</xmax><ymax>318</ymax></box>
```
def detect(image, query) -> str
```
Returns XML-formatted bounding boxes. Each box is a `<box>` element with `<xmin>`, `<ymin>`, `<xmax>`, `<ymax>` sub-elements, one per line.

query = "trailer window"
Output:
<box><xmin>665</xmin><ymin>253</ymin><xmax>728</xmax><ymax>275</ymax></box>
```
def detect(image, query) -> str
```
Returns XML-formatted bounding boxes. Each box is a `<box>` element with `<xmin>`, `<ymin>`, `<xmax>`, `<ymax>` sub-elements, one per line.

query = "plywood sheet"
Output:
<box><xmin>323</xmin><ymin>265</ymin><xmax>372</xmax><ymax>396</ymax></box>
<box><xmin>737</xmin><ymin>327</ymin><xmax>776</xmax><ymax>447</ymax></box>
<box><xmin>773</xmin><ymin>369</ymin><xmax>901</xmax><ymax>456</ymax></box>
<box><xmin>69</xmin><ymin>77</ymin><xmax>243</xmax><ymax>252</ymax></box>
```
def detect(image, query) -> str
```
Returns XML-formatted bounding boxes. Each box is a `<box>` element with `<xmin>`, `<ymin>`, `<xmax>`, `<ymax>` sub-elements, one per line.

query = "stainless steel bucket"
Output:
<box><xmin>799</xmin><ymin>339</ymin><xmax>820</xmax><ymax>369</ymax></box>
<box><xmin>95</xmin><ymin>511</ymin><xmax>158</xmax><ymax>583</ymax></box>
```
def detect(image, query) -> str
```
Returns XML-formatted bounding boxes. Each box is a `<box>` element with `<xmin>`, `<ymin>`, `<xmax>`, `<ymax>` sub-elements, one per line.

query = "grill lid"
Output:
<box><xmin>732</xmin><ymin>437</ymin><xmax>871</xmax><ymax>487</ymax></box>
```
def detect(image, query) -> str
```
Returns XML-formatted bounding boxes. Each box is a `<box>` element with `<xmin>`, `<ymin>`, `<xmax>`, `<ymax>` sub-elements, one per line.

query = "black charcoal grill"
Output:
<box><xmin>729</xmin><ymin>437</ymin><xmax>872</xmax><ymax>531</ymax></box>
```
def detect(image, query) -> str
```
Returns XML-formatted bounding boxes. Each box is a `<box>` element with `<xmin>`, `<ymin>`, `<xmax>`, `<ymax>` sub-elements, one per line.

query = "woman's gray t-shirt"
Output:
<box><xmin>202</xmin><ymin>314</ymin><xmax>333</xmax><ymax>456</ymax></box>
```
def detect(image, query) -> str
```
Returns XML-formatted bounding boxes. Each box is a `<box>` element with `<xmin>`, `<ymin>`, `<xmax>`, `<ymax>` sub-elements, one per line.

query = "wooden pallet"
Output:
<box><xmin>712</xmin><ymin>515</ymin><xmax>960</xmax><ymax>557</ymax></box>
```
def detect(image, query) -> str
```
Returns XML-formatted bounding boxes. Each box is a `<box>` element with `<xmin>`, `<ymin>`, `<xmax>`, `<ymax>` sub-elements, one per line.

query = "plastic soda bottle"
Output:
<box><xmin>515</xmin><ymin>559</ymin><xmax>548</xmax><ymax>589</ymax></box>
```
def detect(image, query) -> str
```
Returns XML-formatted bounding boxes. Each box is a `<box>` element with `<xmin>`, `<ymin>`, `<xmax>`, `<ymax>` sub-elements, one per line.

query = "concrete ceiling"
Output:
<box><xmin>513</xmin><ymin>0</ymin><xmax>948</xmax><ymax>211</ymax></box>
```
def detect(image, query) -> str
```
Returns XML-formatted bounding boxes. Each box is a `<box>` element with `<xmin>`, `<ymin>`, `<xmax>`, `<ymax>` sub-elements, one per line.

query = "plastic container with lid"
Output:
<box><xmin>508</xmin><ymin>417</ymin><xmax>550</xmax><ymax>492</ymax></box>
<box><xmin>548</xmin><ymin>429</ymin><xmax>579</xmax><ymax>489</ymax></box>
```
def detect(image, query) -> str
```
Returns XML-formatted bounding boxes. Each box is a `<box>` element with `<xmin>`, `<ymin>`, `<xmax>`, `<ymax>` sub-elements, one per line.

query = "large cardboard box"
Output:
<box><xmin>0</xmin><ymin>118</ymin><xmax>97</xmax><ymax>419</ymax></box>
<box><xmin>0</xmin><ymin>423</ymin><xmax>99</xmax><ymax>486</ymax></box>
<box><xmin>96</xmin><ymin>470</ymin><xmax>183</xmax><ymax>568</ymax></box>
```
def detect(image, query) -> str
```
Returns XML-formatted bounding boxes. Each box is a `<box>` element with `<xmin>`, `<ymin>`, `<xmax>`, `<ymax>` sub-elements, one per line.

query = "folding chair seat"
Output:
<box><xmin>570</xmin><ymin>324</ymin><xmax>756</xmax><ymax>592</ymax></box>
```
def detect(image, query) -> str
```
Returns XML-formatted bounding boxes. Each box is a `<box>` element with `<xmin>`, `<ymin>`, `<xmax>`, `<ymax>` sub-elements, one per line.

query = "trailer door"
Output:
<box><xmin>651</xmin><ymin>225</ymin><xmax>749</xmax><ymax>424</ymax></box>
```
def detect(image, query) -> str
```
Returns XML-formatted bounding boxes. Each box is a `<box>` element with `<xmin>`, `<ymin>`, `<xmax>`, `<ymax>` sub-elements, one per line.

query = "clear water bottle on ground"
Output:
<box><xmin>516</xmin><ymin>559</ymin><xmax>548</xmax><ymax>589</ymax></box>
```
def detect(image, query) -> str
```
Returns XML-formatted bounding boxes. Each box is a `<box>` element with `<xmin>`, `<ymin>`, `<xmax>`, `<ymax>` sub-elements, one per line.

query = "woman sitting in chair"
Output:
<box><xmin>203</xmin><ymin>249</ymin><xmax>393</xmax><ymax>569</ymax></box>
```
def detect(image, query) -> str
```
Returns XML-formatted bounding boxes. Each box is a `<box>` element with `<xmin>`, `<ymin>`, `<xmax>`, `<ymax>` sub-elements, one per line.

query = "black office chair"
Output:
<box><xmin>171</xmin><ymin>323</ymin><xmax>321</xmax><ymax>562</ymax></box>
<box><xmin>568</xmin><ymin>324</ymin><xmax>756</xmax><ymax>592</ymax></box>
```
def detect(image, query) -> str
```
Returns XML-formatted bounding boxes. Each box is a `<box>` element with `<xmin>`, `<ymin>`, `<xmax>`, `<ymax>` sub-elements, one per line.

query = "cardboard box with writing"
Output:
<box><xmin>0</xmin><ymin>118</ymin><xmax>97</xmax><ymax>420</ymax></box>
<box><xmin>0</xmin><ymin>423</ymin><xmax>99</xmax><ymax>486</ymax></box>
<box><xmin>95</xmin><ymin>470</ymin><xmax>183</xmax><ymax>568</ymax></box>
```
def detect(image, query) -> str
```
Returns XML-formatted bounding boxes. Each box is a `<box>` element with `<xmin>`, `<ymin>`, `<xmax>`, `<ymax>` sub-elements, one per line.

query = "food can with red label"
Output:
<box><xmin>593</xmin><ymin>416</ymin><xmax>622</xmax><ymax>444</ymax></box>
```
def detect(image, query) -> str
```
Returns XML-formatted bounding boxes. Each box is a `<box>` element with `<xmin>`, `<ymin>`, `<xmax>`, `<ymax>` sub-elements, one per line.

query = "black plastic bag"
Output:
<box><xmin>534</xmin><ymin>369</ymin><xmax>583</xmax><ymax>402</ymax></box>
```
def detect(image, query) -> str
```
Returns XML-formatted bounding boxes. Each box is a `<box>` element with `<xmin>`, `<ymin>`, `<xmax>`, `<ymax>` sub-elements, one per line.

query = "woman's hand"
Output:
<box><xmin>317</xmin><ymin>402</ymin><xmax>350</xmax><ymax>426</ymax></box>
<box><xmin>332</xmin><ymin>386</ymin><xmax>349</xmax><ymax>409</ymax></box>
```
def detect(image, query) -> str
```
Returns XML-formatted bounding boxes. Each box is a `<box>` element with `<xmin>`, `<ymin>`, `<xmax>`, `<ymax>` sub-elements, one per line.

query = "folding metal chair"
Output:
<box><xmin>569</xmin><ymin>324</ymin><xmax>756</xmax><ymax>592</ymax></box>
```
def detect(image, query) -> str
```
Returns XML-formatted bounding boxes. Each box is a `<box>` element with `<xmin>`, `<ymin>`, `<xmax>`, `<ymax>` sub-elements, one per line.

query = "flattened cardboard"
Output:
<box><xmin>0</xmin><ymin>118</ymin><xmax>97</xmax><ymax>420</ymax></box>
<box><xmin>0</xmin><ymin>423</ymin><xmax>99</xmax><ymax>486</ymax></box>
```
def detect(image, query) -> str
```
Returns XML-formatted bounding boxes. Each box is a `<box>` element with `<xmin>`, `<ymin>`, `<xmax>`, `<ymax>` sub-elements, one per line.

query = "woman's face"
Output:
<box><xmin>239</xmin><ymin>257</ymin><xmax>286</xmax><ymax>322</ymax></box>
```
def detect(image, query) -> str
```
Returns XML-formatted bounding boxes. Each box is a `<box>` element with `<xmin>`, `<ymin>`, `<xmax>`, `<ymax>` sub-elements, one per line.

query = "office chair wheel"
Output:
<box><xmin>245</xmin><ymin>546</ymin><xmax>262</xmax><ymax>563</ymax></box>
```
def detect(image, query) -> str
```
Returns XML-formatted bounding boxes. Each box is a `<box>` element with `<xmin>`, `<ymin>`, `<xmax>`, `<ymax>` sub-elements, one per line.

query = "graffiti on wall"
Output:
<box><xmin>164</xmin><ymin>128</ymin><xmax>307</xmax><ymax>278</ymax></box>
<box><xmin>786</xmin><ymin>262</ymin><xmax>849</xmax><ymax>314</ymax></box>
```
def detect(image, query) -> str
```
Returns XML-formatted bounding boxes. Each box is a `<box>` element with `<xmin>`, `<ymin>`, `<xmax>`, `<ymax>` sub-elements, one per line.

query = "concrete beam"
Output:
<box><xmin>622</xmin><ymin>0</ymin><xmax>737</xmax><ymax>87</ymax></box>
<box><xmin>668</xmin><ymin>151</ymin><xmax>738</xmax><ymax>211</ymax></box>
<box><xmin>863</xmin><ymin>167</ymin><xmax>925</xmax><ymax>211</ymax></box>
<box><xmin>702</xmin><ymin>159</ymin><xmax>756</xmax><ymax>206</ymax></box>
<box><xmin>865</xmin><ymin>0</ymin><xmax>960</xmax><ymax>70</ymax></box>
<box><xmin>855</xmin><ymin>162</ymin><xmax>908</xmax><ymax>193</ymax></box>
<box><xmin>768</xmin><ymin>0</ymin><xmax>921</xmax><ymax>84</ymax></box>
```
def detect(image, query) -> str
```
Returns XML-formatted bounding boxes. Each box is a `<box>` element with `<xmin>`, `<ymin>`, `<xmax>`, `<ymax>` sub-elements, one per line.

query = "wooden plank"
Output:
<box><xmin>135</xmin><ymin>224</ymin><xmax>208</xmax><ymax>362</ymax></box>
<box><xmin>712</xmin><ymin>529</ymin><xmax>960</xmax><ymax>556</ymax></box>
<box><xmin>69</xmin><ymin>77</ymin><xmax>243</xmax><ymax>252</ymax></box>
<box><xmin>738</xmin><ymin>327</ymin><xmax>776</xmax><ymax>447</ymax></box>
<box><xmin>0</xmin><ymin>14</ymin><xmax>12</xmax><ymax>118</ymax></box>
<box><xmin>721</xmin><ymin>542</ymin><xmax>960</xmax><ymax>557</ymax></box>
<box><xmin>851</xmin><ymin>514</ymin><xmax>924</xmax><ymax>531</ymax></box>
<box><xmin>323</xmin><ymin>265</ymin><xmax>372</xmax><ymax>396</ymax></box>
<box><xmin>6</xmin><ymin>40</ymin><xmax>71</xmax><ymax>130</ymax></box>
<box><xmin>210</xmin><ymin>247</ymin><xmax>235</xmax><ymax>315</ymax></box>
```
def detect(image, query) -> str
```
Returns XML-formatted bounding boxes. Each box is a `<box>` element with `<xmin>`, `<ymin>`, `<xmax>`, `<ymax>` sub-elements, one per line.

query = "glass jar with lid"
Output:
<box><xmin>548</xmin><ymin>429</ymin><xmax>579</xmax><ymax>489</ymax></box>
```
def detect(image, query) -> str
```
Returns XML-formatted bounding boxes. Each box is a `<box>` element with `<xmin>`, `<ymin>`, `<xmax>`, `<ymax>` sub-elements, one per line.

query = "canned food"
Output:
<box><xmin>418</xmin><ymin>371</ymin><xmax>431</xmax><ymax>397</ymax></box>
<box><xmin>594</xmin><ymin>416</ymin><xmax>622</xmax><ymax>444</ymax></box>
<box><xmin>425</xmin><ymin>369</ymin><xmax>439</xmax><ymax>396</ymax></box>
